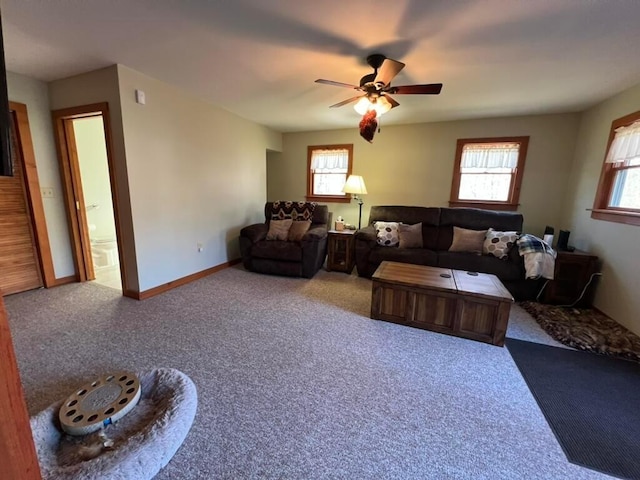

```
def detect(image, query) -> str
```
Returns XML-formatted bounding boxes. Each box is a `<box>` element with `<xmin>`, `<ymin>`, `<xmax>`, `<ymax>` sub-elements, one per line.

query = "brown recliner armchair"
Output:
<box><xmin>239</xmin><ymin>202</ymin><xmax>329</xmax><ymax>278</ymax></box>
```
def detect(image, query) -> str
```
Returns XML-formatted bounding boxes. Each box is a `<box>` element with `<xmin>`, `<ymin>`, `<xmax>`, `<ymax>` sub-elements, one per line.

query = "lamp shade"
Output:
<box><xmin>342</xmin><ymin>175</ymin><xmax>368</xmax><ymax>195</ymax></box>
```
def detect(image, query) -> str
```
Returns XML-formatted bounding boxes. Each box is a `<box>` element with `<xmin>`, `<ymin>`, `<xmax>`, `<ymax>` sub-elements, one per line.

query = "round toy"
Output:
<box><xmin>59</xmin><ymin>371</ymin><xmax>141</xmax><ymax>436</ymax></box>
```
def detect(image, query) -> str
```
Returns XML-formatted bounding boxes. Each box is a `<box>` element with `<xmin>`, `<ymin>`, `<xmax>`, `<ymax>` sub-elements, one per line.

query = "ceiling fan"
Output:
<box><xmin>315</xmin><ymin>54</ymin><xmax>443</xmax><ymax>116</ymax></box>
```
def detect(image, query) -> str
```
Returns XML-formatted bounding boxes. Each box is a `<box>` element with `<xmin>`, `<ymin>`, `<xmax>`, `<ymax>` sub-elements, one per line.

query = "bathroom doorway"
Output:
<box><xmin>72</xmin><ymin>115</ymin><xmax>120</xmax><ymax>289</ymax></box>
<box><xmin>52</xmin><ymin>103</ymin><xmax>125</xmax><ymax>292</ymax></box>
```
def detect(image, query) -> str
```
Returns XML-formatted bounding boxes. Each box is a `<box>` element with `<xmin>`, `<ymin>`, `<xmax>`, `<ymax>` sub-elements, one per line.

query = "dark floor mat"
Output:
<box><xmin>506</xmin><ymin>338</ymin><xmax>640</xmax><ymax>480</ymax></box>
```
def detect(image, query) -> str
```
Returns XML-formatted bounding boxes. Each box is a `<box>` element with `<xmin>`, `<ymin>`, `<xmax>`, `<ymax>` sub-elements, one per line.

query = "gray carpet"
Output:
<box><xmin>5</xmin><ymin>266</ymin><xmax>614</xmax><ymax>479</ymax></box>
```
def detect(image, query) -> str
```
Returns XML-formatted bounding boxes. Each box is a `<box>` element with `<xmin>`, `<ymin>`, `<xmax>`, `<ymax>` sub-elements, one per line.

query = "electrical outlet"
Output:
<box><xmin>197</xmin><ymin>242</ymin><xmax>204</xmax><ymax>252</ymax></box>
<box><xmin>41</xmin><ymin>187</ymin><xmax>54</xmax><ymax>198</ymax></box>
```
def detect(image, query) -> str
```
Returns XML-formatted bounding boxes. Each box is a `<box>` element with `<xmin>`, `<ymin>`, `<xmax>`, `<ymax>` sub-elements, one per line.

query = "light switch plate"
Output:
<box><xmin>135</xmin><ymin>89</ymin><xmax>146</xmax><ymax>105</ymax></box>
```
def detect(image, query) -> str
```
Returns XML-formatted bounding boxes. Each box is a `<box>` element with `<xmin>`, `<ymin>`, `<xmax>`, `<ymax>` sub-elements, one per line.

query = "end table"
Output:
<box><xmin>327</xmin><ymin>230</ymin><xmax>356</xmax><ymax>273</ymax></box>
<box><xmin>542</xmin><ymin>249</ymin><xmax>599</xmax><ymax>307</ymax></box>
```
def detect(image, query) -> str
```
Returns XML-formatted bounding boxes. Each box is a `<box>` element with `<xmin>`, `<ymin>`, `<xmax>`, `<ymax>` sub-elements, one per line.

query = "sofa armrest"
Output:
<box><xmin>240</xmin><ymin>223</ymin><xmax>268</xmax><ymax>244</ymax></box>
<box><xmin>355</xmin><ymin>226</ymin><xmax>377</xmax><ymax>245</ymax></box>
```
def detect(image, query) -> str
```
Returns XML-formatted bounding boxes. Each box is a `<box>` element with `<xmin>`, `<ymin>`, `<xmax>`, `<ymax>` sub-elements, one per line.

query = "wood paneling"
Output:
<box><xmin>0</xmin><ymin>295</ymin><xmax>42</xmax><ymax>479</ymax></box>
<box><xmin>10</xmin><ymin>102</ymin><xmax>55</xmax><ymax>288</ymax></box>
<box><xmin>0</xmin><ymin>112</ymin><xmax>42</xmax><ymax>295</ymax></box>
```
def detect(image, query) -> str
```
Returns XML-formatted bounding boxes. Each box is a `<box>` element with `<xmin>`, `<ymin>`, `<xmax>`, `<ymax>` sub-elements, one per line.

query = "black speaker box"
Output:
<box><xmin>557</xmin><ymin>230</ymin><xmax>570</xmax><ymax>251</ymax></box>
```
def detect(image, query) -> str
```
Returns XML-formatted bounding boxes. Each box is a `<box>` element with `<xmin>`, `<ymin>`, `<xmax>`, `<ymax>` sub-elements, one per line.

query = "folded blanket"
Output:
<box><xmin>517</xmin><ymin>234</ymin><xmax>556</xmax><ymax>280</ymax></box>
<box><xmin>517</xmin><ymin>234</ymin><xmax>554</xmax><ymax>255</ymax></box>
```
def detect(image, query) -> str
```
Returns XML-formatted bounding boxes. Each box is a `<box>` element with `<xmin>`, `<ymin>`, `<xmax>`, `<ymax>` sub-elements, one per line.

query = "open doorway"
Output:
<box><xmin>52</xmin><ymin>103</ymin><xmax>125</xmax><ymax>292</ymax></box>
<box><xmin>72</xmin><ymin>116</ymin><xmax>120</xmax><ymax>289</ymax></box>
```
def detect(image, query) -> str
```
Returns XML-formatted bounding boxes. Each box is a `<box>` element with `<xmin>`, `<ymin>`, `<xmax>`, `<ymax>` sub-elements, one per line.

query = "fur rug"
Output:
<box><xmin>520</xmin><ymin>301</ymin><xmax>640</xmax><ymax>363</ymax></box>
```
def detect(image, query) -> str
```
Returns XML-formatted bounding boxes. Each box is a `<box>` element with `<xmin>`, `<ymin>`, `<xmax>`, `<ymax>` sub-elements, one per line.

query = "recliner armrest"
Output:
<box><xmin>240</xmin><ymin>223</ymin><xmax>268</xmax><ymax>244</ymax></box>
<box><xmin>302</xmin><ymin>225</ymin><xmax>328</xmax><ymax>242</ymax></box>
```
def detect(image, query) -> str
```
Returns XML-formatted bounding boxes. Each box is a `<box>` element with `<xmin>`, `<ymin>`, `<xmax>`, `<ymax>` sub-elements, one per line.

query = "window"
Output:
<box><xmin>592</xmin><ymin>110</ymin><xmax>640</xmax><ymax>226</ymax></box>
<box><xmin>306</xmin><ymin>144</ymin><xmax>353</xmax><ymax>203</ymax></box>
<box><xmin>449</xmin><ymin>136</ymin><xmax>529</xmax><ymax>211</ymax></box>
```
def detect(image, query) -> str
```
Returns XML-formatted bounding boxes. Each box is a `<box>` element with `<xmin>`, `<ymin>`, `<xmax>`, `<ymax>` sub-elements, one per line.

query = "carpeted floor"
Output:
<box><xmin>5</xmin><ymin>266</ymin><xmax>615</xmax><ymax>479</ymax></box>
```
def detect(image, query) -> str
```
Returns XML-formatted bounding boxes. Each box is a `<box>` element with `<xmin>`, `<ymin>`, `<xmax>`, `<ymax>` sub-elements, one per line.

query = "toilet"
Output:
<box><xmin>91</xmin><ymin>237</ymin><xmax>118</xmax><ymax>269</ymax></box>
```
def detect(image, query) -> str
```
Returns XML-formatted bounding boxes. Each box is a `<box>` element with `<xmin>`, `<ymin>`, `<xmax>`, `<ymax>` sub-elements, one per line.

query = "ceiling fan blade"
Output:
<box><xmin>384</xmin><ymin>95</ymin><xmax>400</xmax><ymax>109</ymax></box>
<box><xmin>329</xmin><ymin>95</ymin><xmax>365</xmax><ymax>108</ymax></box>
<box><xmin>374</xmin><ymin>58</ymin><xmax>405</xmax><ymax>86</ymax></box>
<box><xmin>315</xmin><ymin>79</ymin><xmax>360</xmax><ymax>89</ymax></box>
<box><xmin>391</xmin><ymin>83</ymin><xmax>443</xmax><ymax>95</ymax></box>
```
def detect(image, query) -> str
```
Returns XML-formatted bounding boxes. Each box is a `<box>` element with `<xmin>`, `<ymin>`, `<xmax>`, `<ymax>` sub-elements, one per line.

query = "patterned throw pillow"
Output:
<box><xmin>271</xmin><ymin>201</ymin><xmax>317</xmax><ymax>221</ymax></box>
<box><xmin>398</xmin><ymin>223</ymin><xmax>423</xmax><ymax>249</ymax></box>
<box><xmin>448</xmin><ymin>226</ymin><xmax>487</xmax><ymax>254</ymax></box>
<box><xmin>266</xmin><ymin>219</ymin><xmax>293</xmax><ymax>241</ymax></box>
<box><xmin>288</xmin><ymin>221</ymin><xmax>311</xmax><ymax>242</ymax></box>
<box><xmin>483</xmin><ymin>229</ymin><xmax>519</xmax><ymax>259</ymax></box>
<box><xmin>374</xmin><ymin>221</ymin><xmax>401</xmax><ymax>247</ymax></box>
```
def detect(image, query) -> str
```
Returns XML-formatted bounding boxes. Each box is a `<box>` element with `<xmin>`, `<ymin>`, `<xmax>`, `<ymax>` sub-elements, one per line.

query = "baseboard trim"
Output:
<box><xmin>52</xmin><ymin>275</ymin><xmax>76</xmax><ymax>287</ymax></box>
<box><xmin>123</xmin><ymin>289</ymin><xmax>140</xmax><ymax>300</ymax></box>
<box><xmin>136</xmin><ymin>259</ymin><xmax>241</xmax><ymax>300</ymax></box>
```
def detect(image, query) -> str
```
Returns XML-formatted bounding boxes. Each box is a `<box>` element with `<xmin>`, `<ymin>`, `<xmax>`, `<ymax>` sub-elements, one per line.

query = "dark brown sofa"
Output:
<box><xmin>355</xmin><ymin>206</ymin><xmax>540</xmax><ymax>300</ymax></box>
<box><xmin>239</xmin><ymin>202</ymin><xmax>329</xmax><ymax>278</ymax></box>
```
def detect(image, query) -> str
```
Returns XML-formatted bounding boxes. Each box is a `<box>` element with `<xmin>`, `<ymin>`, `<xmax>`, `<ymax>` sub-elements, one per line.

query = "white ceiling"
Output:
<box><xmin>4</xmin><ymin>0</ymin><xmax>640</xmax><ymax>133</ymax></box>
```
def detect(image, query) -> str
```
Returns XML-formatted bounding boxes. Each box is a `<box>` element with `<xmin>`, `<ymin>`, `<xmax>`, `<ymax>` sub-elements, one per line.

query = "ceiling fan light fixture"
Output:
<box><xmin>353</xmin><ymin>96</ymin><xmax>392</xmax><ymax>116</ymax></box>
<box><xmin>354</xmin><ymin>96</ymin><xmax>372</xmax><ymax>115</ymax></box>
<box><xmin>375</xmin><ymin>96</ymin><xmax>392</xmax><ymax>116</ymax></box>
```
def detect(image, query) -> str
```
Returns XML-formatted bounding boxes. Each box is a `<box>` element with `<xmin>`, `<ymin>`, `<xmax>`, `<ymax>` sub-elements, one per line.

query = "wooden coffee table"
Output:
<box><xmin>370</xmin><ymin>261</ymin><xmax>513</xmax><ymax>346</ymax></box>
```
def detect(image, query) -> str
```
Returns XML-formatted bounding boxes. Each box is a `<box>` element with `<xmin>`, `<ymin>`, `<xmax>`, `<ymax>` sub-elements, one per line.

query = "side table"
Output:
<box><xmin>542</xmin><ymin>249</ymin><xmax>599</xmax><ymax>307</ymax></box>
<box><xmin>327</xmin><ymin>230</ymin><xmax>356</xmax><ymax>273</ymax></box>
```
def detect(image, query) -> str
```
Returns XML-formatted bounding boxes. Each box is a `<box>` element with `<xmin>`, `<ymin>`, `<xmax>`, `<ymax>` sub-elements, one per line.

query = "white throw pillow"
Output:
<box><xmin>483</xmin><ymin>228</ymin><xmax>519</xmax><ymax>259</ymax></box>
<box><xmin>374</xmin><ymin>221</ymin><xmax>401</xmax><ymax>247</ymax></box>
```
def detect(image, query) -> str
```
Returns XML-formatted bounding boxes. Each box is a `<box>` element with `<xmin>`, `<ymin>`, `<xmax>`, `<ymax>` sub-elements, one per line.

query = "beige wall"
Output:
<box><xmin>117</xmin><ymin>65</ymin><xmax>282</xmax><ymax>291</ymax></box>
<box><xmin>49</xmin><ymin>65</ymin><xmax>139</xmax><ymax>291</ymax></box>
<box><xmin>561</xmin><ymin>82</ymin><xmax>640</xmax><ymax>335</ymax></box>
<box><xmin>6</xmin><ymin>72</ymin><xmax>75</xmax><ymax>278</ymax></box>
<box><xmin>269</xmin><ymin>113</ymin><xmax>580</xmax><ymax>235</ymax></box>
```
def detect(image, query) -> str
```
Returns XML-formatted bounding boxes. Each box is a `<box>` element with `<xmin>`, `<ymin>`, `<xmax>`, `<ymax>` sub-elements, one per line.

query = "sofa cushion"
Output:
<box><xmin>266</xmin><ymin>219</ymin><xmax>293</xmax><ymax>241</ymax></box>
<box><xmin>483</xmin><ymin>229</ymin><xmax>519</xmax><ymax>259</ymax></box>
<box><xmin>374</xmin><ymin>221</ymin><xmax>400</xmax><ymax>246</ymax></box>
<box><xmin>252</xmin><ymin>240</ymin><xmax>302</xmax><ymax>261</ymax></box>
<box><xmin>368</xmin><ymin>206</ymin><xmax>440</xmax><ymax>226</ymax></box>
<box><xmin>437</xmin><ymin>208</ymin><xmax>523</xmax><ymax>250</ymax></box>
<box><xmin>448</xmin><ymin>227</ymin><xmax>487</xmax><ymax>254</ymax></box>
<box><xmin>437</xmin><ymin>252</ymin><xmax>523</xmax><ymax>281</ymax></box>
<box><xmin>398</xmin><ymin>223</ymin><xmax>423</xmax><ymax>248</ymax></box>
<box><xmin>288</xmin><ymin>220</ymin><xmax>311</xmax><ymax>242</ymax></box>
<box><xmin>369</xmin><ymin>247</ymin><xmax>438</xmax><ymax>267</ymax></box>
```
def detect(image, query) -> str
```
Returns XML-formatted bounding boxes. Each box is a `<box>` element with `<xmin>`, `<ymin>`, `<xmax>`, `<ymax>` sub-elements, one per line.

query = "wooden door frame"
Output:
<box><xmin>0</xmin><ymin>294</ymin><xmax>42</xmax><ymax>479</ymax></box>
<box><xmin>7</xmin><ymin>101</ymin><xmax>56</xmax><ymax>289</ymax></box>
<box><xmin>52</xmin><ymin>103</ymin><xmax>127</xmax><ymax>291</ymax></box>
